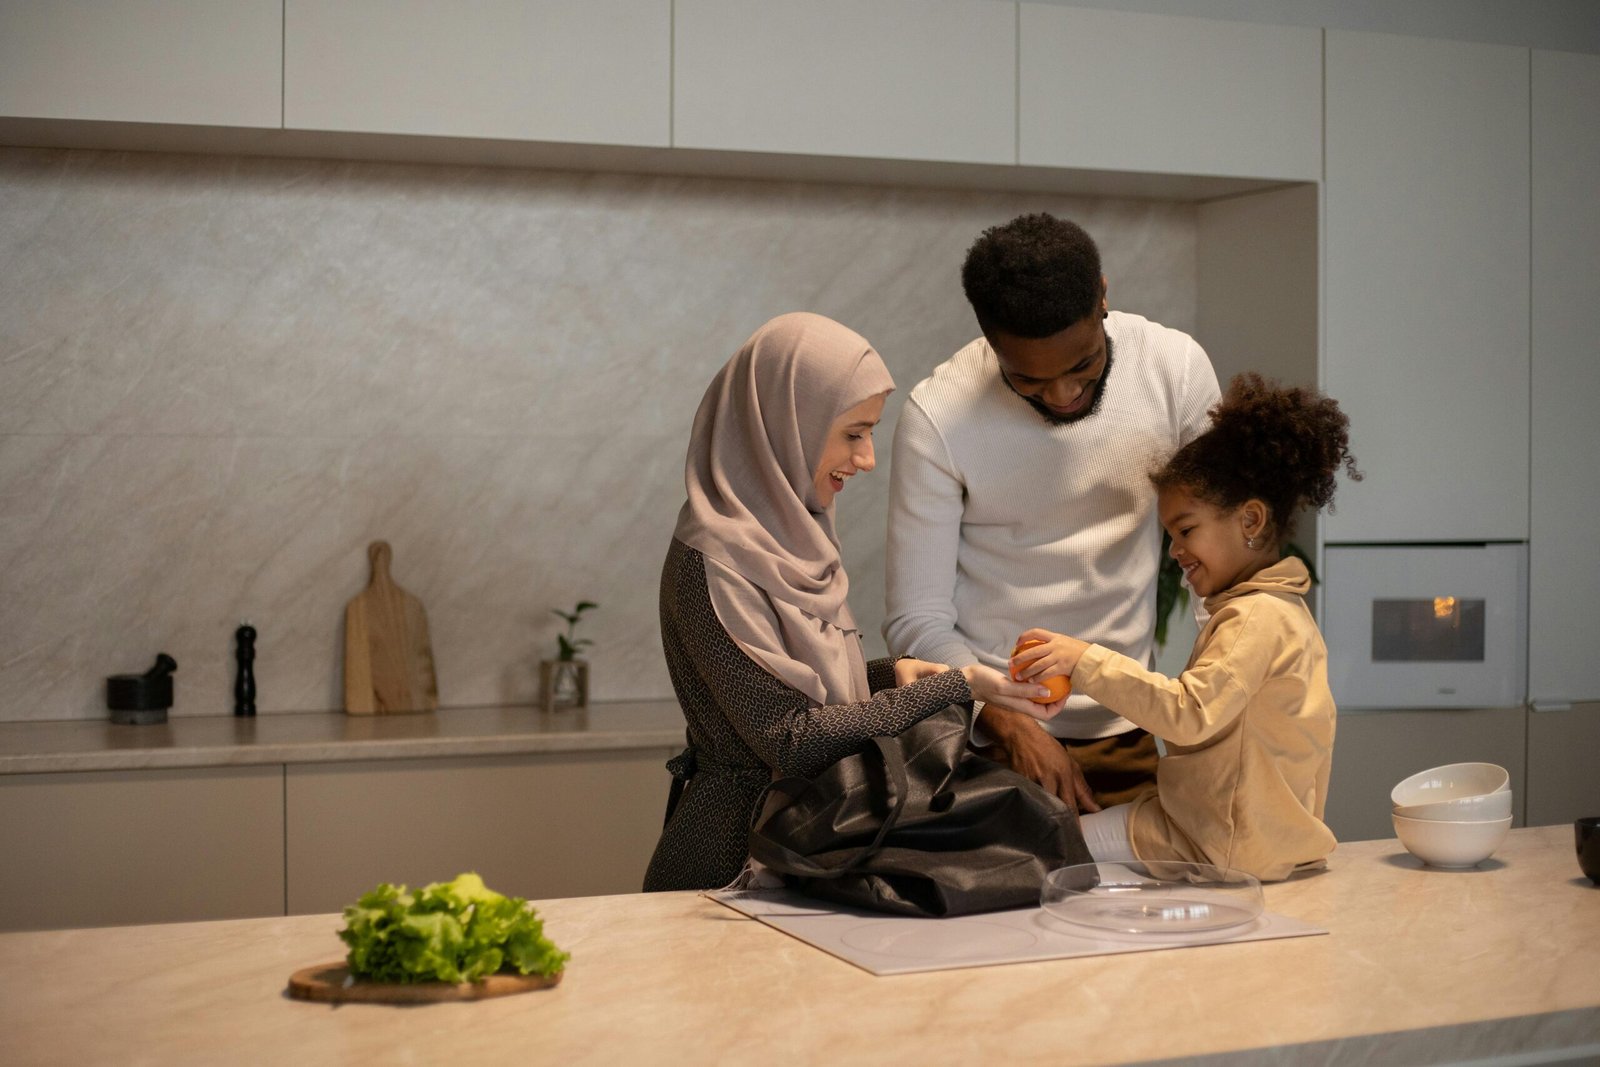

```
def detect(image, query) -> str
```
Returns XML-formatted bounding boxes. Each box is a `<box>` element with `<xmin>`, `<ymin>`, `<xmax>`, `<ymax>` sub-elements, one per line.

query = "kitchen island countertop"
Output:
<box><xmin>0</xmin><ymin>700</ymin><xmax>685</xmax><ymax>774</ymax></box>
<box><xmin>2</xmin><ymin>825</ymin><xmax>1596</xmax><ymax>1066</ymax></box>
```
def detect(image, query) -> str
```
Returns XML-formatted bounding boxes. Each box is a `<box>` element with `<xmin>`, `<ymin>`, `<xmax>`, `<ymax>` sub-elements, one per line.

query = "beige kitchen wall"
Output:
<box><xmin>0</xmin><ymin>147</ymin><xmax>1196</xmax><ymax>720</ymax></box>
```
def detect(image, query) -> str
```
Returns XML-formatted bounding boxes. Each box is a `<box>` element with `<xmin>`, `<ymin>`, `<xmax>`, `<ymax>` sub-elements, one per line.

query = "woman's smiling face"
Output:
<box><xmin>812</xmin><ymin>392</ymin><xmax>887</xmax><ymax>510</ymax></box>
<box><xmin>1159</xmin><ymin>484</ymin><xmax>1267</xmax><ymax>598</ymax></box>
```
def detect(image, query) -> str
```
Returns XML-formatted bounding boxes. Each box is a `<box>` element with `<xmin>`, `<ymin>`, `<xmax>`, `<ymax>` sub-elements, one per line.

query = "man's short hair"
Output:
<box><xmin>960</xmin><ymin>213</ymin><xmax>1103</xmax><ymax>339</ymax></box>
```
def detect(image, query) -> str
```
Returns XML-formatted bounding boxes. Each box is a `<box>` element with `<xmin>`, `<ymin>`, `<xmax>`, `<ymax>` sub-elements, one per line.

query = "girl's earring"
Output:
<box><xmin>1245</xmin><ymin>535</ymin><xmax>1259</xmax><ymax>550</ymax></box>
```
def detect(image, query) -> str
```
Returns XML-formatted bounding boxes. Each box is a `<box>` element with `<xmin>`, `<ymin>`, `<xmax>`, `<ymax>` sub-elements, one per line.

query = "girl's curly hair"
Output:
<box><xmin>1153</xmin><ymin>373</ymin><xmax>1362</xmax><ymax>542</ymax></box>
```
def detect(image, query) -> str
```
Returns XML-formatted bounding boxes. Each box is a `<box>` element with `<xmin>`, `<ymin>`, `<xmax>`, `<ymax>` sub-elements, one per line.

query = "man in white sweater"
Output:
<box><xmin>885</xmin><ymin>213</ymin><xmax>1219</xmax><ymax>811</ymax></box>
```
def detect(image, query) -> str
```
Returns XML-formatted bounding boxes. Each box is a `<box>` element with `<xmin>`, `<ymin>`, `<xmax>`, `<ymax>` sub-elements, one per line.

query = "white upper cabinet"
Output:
<box><xmin>0</xmin><ymin>0</ymin><xmax>281</xmax><ymax>127</ymax></box>
<box><xmin>1019</xmin><ymin>5</ymin><xmax>1321</xmax><ymax>181</ymax></box>
<box><xmin>284</xmin><ymin>0</ymin><xmax>670</xmax><ymax>146</ymax></box>
<box><xmin>1323</xmin><ymin>31</ymin><xmax>1530</xmax><ymax>543</ymax></box>
<box><xmin>1529</xmin><ymin>49</ymin><xmax>1600</xmax><ymax>704</ymax></box>
<box><xmin>673</xmin><ymin>0</ymin><xmax>1015</xmax><ymax>164</ymax></box>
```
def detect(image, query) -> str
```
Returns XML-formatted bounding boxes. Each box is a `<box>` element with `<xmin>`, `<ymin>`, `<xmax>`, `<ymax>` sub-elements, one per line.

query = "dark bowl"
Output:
<box><xmin>1577</xmin><ymin>817</ymin><xmax>1600</xmax><ymax>885</ymax></box>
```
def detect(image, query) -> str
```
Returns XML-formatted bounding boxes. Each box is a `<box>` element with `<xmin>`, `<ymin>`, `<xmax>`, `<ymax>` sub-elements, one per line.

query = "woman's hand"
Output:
<box><xmin>959</xmin><ymin>664</ymin><xmax>1065</xmax><ymax>721</ymax></box>
<box><xmin>1010</xmin><ymin>628</ymin><xmax>1091</xmax><ymax>682</ymax></box>
<box><xmin>893</xmin><ymin>657</ymin><xmax>950</xmax><ymax>687</ymax></box>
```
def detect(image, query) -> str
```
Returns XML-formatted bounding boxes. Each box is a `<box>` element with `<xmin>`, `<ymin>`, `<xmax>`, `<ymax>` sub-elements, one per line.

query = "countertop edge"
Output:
<box><xmin>1191</xmin><ymin>1006</ymin><xmax>1600</xmax><ymax>1067</ymax></box>
<box><xmin>0</xmin><ymin>729</ymin><xmax>687</xmax><ymax>775</ymax></box>
<box><xmin>0</xmin><ymin>703</ymin><xmax>688</xmax><ymax>775</ymax></box>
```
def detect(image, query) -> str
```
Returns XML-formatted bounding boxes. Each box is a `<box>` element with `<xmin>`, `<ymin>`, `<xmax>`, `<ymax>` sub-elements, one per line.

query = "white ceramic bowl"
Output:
<box><xmin>1392</xmin><ymin>813</ymin><xmax>1512</xmax><ymax>868</ymax></box>
<box><xmin>1393</xmin><ymin>788</ymin><xmax>1514</xmax><ymax>822</ymax></box>
<box><xmin>1390</xmin><ymin>763</ymin><xmax>1510</xmax><ymax>809</ymax></box>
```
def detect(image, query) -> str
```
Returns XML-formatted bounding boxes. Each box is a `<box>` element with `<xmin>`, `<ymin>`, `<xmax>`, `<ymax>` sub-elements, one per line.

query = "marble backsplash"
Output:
<box><xmin>0</xmin><ymin>147</ymin><xmax>1196</xmax><ymax>720</ymax></box>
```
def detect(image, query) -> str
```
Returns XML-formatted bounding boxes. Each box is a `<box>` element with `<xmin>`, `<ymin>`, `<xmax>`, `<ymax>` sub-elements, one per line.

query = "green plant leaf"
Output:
<box><xmin>552</xmin><ymin>600</ymin><xmax>598</xmax><ymax>659</ymax></box>
<box><xmin>1155</xmin><ymin>532</ymin><xmax>1187</xmax><ymax>649</ymax></box>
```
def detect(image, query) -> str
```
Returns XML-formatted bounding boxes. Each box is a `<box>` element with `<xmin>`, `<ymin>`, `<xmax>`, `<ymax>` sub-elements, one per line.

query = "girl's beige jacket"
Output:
<box><xmin>1074</xmin><ymin>556</ymin><xmax>1336</xmax><ymax>881</ymax></box>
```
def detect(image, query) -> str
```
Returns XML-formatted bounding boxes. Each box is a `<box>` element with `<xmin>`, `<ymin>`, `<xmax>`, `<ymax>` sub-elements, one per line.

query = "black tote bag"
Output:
<box><xmin>747</xmin><ymin>705</ymin><xmax>1093</xmax><ymax>917</ymax></box>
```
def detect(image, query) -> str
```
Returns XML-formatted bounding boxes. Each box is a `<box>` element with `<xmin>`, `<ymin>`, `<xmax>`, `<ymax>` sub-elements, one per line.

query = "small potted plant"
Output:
<box><xmin>540</xmin><ymin>600</ymin><xmax>597</xmax><ymax>711</ymax></box>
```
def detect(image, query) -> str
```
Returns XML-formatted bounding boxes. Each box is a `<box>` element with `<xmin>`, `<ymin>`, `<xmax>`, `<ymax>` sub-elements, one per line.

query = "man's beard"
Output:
<box><xmin>1007</xmin><ymin>335</ymin><xmax>1115</xmax><ymax>426</ymax></box>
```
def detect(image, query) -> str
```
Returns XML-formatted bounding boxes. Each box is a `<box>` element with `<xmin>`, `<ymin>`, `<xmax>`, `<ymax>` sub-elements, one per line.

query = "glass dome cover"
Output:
<box><xmin>1040</xmin><ymin>861</ymin><xmax>1264</xmax><ymax>935</ymax></box>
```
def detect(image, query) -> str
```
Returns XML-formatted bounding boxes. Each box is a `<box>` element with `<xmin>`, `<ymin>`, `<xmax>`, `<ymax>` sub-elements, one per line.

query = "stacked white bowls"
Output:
<box><xmin>1390</xmin><ymin>763</ymin><xmax>1513</xmax><ymax>868</ymax></box>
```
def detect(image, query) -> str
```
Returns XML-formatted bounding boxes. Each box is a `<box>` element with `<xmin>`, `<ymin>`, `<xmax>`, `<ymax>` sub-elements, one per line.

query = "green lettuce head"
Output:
<box><xmin>338</xmin><ymin>872</ymin><xmax>569</xmax><ymax>984</ymax></box>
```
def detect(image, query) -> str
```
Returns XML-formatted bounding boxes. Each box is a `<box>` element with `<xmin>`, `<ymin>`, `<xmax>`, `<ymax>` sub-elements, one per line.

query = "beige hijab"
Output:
<box><xmin>673</xmin><ymin>312</ymin><xmax>895</xmax><ymax>707</ymax></box>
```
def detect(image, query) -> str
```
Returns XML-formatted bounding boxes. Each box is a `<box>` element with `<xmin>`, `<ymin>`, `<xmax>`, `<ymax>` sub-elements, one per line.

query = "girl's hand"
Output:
<box><xmin>959</xmin><ymin>664</ymin><xmax>1065</xmax><ymax>721</ymax></box>
<box><xmin>893</xmin><ymin>657</ymin><xmax>950</xmax><ymax>687</ymax></box>
<box><xmin>1010</xmin><ymin>628</ymin><xmax>1091</xmax><ymax>682</ymax></box>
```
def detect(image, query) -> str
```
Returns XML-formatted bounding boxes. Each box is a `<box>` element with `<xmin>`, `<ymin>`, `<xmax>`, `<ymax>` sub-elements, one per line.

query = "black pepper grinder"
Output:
<box><xmin>234</xmin><ymin>624</ymin><xmax>257</xmax><ymax>717</ymax></box>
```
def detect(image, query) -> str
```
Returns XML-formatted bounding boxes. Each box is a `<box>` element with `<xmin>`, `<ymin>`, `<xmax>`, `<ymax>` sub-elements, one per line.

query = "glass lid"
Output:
<box><xmin>1040</xmin><ymin>861</ymin><xmax>1264</xmax><ymax>935</ymax></box>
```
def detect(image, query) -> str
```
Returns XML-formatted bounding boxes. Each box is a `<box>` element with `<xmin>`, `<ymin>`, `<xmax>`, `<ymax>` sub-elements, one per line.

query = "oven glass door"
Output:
<box><xmin>1323</xmin><ymin>544</ymin><xmax>1526</xmax><ymax>709</ymax></box>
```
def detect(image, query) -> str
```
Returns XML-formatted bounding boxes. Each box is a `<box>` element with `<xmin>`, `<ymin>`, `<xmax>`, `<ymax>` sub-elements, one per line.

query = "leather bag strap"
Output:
<box><xmin>748</xmin><ymin>733</ymin><xmax>913</xmax><ymax>880</ymax></box>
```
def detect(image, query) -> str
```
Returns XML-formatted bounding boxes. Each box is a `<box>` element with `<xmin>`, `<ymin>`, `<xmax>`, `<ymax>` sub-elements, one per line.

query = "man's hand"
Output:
<box><xmin>978</xmin><ymin>704</ymin><xmax>1101</xmax><ymax>814</ymax></box>
<box><xmin>893</xmin><ymin>657</ymin><xmax>951</xmax><ymax>687</ymax></box>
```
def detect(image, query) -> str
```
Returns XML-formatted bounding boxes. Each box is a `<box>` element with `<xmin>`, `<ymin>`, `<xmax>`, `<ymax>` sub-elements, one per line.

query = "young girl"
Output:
<box><xmin>1011</xmin><ymin>373</ymin><xmax>1361</xmax><ymax>881</ymax></box>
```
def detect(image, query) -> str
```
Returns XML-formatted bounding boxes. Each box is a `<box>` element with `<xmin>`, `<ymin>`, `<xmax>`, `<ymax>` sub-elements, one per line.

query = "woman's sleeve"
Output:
<box><xmin>866</xmin><ymin>656</ymin><xmax>901</xmax><ymax>694</ymax></box>
<box><xmin>683</xmin><ymin>612</ymin><xmax>969</xmax><ymax>779</ymax></box>
<box><xmin>1071</xmin><ymin>599</ymin><xmax>1277</xmax><ymax>747</ymax></box>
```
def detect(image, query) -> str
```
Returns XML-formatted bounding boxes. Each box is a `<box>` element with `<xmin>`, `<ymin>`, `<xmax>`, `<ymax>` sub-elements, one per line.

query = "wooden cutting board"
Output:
<box><xmin>343</xmin><ymin>540</ymin><xmax>438</xmax><ymax>715</ymax></box>
<box><xmin>287</xmin><ymin>961</ymin><xmax>560</xmax><ymax>1004</ymax></box>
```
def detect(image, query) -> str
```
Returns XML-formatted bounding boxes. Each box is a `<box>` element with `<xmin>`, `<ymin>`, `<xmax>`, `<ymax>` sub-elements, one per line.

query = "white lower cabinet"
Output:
<box><xmin>1526</xmin><ymin>704</ymin><xmax>1600</xmax><ymax>827</ymax></box>
<box><xmin>285</xmin><ymin>749</ymin><xmax>676</xmax><ymax>913</ymax></box>
<box><xmin>0</xmin><ymin>766</ymin><xmax>285</xmax><ymax>932</ymax></box>
<box><xmin>0</xmin><ymin>748</ymin><xmax>675</xmax><ymax>931</ymax></box>
<box><xmin>1324</xmin><ymin>707</ymin><xmax>1527</xmax><ymax>844</ymax></box>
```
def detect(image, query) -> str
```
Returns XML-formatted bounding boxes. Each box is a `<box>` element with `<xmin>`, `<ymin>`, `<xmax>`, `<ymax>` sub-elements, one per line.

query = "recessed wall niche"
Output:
<box><xmin>1156</xmin><ymin>181</ymin><xmax>1320</xmax><ymax>675</ymax></box>
<box><xmin>0</xmin><ymin>147</ymin><xmax>1313</xmax><ymax>719</ymax></box>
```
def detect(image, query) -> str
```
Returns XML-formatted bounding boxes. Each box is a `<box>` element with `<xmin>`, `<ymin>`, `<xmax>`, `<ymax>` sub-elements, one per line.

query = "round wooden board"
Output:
<box><xmin>287</xmin><ymin>962</ymin><xmax>561</xmax><ymax>1004</ymax></box>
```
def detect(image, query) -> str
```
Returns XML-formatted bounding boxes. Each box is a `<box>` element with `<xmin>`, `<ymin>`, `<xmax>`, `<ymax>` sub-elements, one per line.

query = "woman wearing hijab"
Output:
<box><xmin>643</xmin><ymin>313</ymin><xmax>1064</xmax><ymax>891</ymax></box>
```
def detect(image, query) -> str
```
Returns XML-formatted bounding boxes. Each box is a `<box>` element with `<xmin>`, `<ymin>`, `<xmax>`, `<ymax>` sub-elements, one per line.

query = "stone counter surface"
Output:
<box><xmin>0</xmin><ymin>700</ymin><xmax>686</xmax><ymax>774</ymax></box>
<box><xmin>2</xmin><ymin>826</ymin><xmax>1597</xmax><ymax>1066</ymax></box>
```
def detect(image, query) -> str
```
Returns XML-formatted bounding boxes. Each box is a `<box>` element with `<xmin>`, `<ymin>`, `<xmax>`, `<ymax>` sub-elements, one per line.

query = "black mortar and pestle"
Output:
<box><xmin>106</xmin><ymin>654</ymin><xmax>177</xmax><ymax>725</ymax></box>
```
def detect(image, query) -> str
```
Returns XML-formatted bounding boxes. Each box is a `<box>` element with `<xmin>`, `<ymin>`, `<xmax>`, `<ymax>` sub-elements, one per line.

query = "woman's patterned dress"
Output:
<box><xmin>642</xmin><ymin>539</ymin><xmax>972</xmax><ymax>891</ymax></box>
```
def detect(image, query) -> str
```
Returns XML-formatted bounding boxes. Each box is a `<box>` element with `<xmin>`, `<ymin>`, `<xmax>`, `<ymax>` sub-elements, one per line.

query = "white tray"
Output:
<box><xmin>708</xmin><ymin>887</ymin><xmax>1325</xmax><ymax>977</ymax></box>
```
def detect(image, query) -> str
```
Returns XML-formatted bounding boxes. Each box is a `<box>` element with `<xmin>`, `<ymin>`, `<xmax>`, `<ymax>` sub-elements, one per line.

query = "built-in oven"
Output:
<box><xmin>1322</xmin><ymin>543</ymin><xmax>1527</xmax><ymax>709</ymax></box>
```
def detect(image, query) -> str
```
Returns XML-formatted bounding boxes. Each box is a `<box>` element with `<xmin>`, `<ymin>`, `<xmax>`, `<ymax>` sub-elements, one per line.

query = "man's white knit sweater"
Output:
<box><xmin>884</xmin><ymin>310</ymin><xmax>1220</xmax><ymax>739</ymax></box>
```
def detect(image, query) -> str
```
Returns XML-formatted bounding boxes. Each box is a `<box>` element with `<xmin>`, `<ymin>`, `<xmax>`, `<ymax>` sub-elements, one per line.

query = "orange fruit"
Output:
<box><xmin>1011</xmin><ymin>639</ymin><xmax>1072</xmax><ymax>704</ymax></box>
